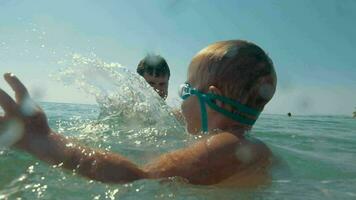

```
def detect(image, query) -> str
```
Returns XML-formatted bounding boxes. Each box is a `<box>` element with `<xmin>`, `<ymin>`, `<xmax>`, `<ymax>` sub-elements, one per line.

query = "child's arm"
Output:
<box><xmin>0</xmin><ymin>73</ymin><xmax>147</xmax><ymax>183</ymax></box>
<box><xmin>23</xmin><ymin>132</ymin><xmax>148</xmax><ymax>183</ymax></box>
<box><xmin>23</xmin><ymin>130</ymin><xmax>239</xmax><ymax>184</ymax></box>
<box><xmin>143</xmin><ymin>132</ymin><xmax>241</xmax><ymax>184</ymax></box>
<box><xmin>0</xmin><ymin>73</ymin><xmax>242</xmax><ymax>184</ymax></box>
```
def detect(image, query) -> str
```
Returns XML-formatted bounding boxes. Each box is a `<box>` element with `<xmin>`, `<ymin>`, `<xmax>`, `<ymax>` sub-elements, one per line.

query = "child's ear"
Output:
<box><xmin>208</xmin><ymin>86</ymin><xmax>223</xmax><ymax>107</ymax></box>
<box><xmin>208</xmin><ymin>85</ymin><xmax>222</xmax><ymax>95</ymax></box>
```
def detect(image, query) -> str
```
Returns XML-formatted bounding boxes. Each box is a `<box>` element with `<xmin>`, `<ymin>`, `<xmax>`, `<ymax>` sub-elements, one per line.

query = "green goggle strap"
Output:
<box><xmin>188</xmin><ymin>89</ymin><xmax>209</xmax><ymax>132</ymax></box>
<box><xmin>207</xmin><ymin>93</ymin><xmax>260</xmax><ymax>116</ymax></box>
<box><xmin>188</xmin><ymin>88</ymin><xmax>260</xmax><ymax>132</ymax></box>
<box><xmin>197</xmin><ymin>95</ymin><xmax>209</xmax><ymax>132</ymax></box>
<box><xmin>204</xmin><ymin>97</ymin><xmax>257</xmax><ymax>126</ymax></box>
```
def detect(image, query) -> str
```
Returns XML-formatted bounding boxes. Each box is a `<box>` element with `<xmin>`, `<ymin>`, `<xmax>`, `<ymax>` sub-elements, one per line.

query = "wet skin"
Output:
<box><xmin>0</xmin><ymin>73</ymin><xmax>271</xmax><ymax>185</ymax></box>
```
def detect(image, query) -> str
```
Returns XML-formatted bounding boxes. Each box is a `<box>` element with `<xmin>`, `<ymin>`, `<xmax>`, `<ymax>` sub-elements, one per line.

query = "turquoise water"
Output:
<box><xmin>1</xmin><ymin>56</ymin><xmax>356</xmax><ymax>199</ymax></box>
<box><xmin>1</xmin><ymin>102</ymin><xmax>356</xmax><ymax>200</ymax></box>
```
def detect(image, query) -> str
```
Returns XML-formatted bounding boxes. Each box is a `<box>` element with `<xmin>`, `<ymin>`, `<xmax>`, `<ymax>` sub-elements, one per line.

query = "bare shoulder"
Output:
<box><xmin>204</xmin><ymin>132</ymin><xmax>272</xmax><ymax>186</ymax></box>
<box><xmin>144</xmin><ymin>132</ymin><xmax>271</xmax><ymax>184</ymax></box>
<box><xmin>205</xmin><ymin>132</ymin><xmax>271</xmax><ymax>164</ymax></box>
<box><xmin>236</xmin><ymin>136</ymin><xmax>272</xmax><ymax>165</ymax></box>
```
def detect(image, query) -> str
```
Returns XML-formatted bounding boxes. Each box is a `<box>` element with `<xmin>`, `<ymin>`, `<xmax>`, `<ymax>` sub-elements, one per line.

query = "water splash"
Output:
<box><xmin>52</xmin><ymin>54</ymin><xmax>187</xmax><ymax>154</ymax></box>
<box><xmin>54</xmin><ymin>54</ymin><xmax>179</xmax><ymax>127</ymax></box>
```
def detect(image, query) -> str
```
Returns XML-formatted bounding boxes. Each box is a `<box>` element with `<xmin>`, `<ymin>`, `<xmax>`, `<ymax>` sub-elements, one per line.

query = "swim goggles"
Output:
<box><xmin>178</xmin><ymin>83</ymin><xmax>261</xmax><ymax>132</ymax></box>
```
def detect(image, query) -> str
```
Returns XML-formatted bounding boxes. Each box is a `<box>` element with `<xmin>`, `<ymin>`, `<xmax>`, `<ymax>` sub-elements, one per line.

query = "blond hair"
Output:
<box><xmin>191</xmin><ymin>40</ymin><xmax>277</xmax><ymax>110</ymax></box>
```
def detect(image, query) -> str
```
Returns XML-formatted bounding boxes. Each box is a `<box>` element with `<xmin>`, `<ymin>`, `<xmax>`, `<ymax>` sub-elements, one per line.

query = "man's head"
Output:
<box><xmin>137</xmin><ymin>55</ymin><xmax>170</xmax><ymax>99</ymax></box>
<box><xmin>181</xmin><ymin>40</ymin><xmax>277</xmax><ymax>133</ymax></box>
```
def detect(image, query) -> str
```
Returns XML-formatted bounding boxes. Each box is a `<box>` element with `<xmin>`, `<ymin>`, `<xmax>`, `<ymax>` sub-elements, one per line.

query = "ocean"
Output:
<box><xmin>0</xmin><ymin>101</ymin><xmax>355</xmax><ymax>200</ymax></box>
<box><xmin>1</xmin><ymin>55</ymin><xmax>356</xmax><ymax>199</ymax></box>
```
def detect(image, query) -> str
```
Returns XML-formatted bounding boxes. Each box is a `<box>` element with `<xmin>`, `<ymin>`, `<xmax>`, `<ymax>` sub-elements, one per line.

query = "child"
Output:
<box><xmin>0</xmin><ymin>40</ymin><xmax>276</xmax><ymax>185</ymax></box>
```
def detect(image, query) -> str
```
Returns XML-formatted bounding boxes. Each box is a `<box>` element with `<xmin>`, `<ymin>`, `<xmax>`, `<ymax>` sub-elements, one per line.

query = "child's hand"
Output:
<box><xmin>0</xmin><ymin>73</ymin><xmax>50</xmax><ymax>149</ymax></box>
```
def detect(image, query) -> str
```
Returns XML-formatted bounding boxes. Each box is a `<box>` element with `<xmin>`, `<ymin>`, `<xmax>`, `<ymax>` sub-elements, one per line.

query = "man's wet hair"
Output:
<box><xmin>191</xmin><ymin>40</ymin><xmax>277</xmax><ymax>111</ymax></box>
<box><xmin>137</xmin><ymin>54</ymin><xmax>170</xmax><ymax>78</ymax></box>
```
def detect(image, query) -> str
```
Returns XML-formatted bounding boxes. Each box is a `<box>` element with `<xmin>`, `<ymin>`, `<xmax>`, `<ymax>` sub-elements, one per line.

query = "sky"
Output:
<box><xmin>0</xmin><ymin>0</ymin><xmax>355</xmax><ymax>115</ymax></box>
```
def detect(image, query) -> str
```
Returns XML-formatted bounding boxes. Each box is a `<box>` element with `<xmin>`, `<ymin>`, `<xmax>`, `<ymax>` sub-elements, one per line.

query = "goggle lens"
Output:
<box><xmin>178</xmin><ymin>83</ymin><xmax>192</xmax><ymax>100</ymax></box>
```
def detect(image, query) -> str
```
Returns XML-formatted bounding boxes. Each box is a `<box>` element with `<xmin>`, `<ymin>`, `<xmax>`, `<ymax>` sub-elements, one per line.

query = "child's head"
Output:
<box><xmin>181</xmin><ymin>40</ymin><xmax>277</xmax><ymax>133</ymax></box>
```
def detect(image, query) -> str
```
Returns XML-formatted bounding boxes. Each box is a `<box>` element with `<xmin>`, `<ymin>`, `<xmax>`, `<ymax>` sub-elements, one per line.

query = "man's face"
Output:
<box><xmin>142</xmin><ymin>72</ymin><xmax>169</xmax><ymax>99</ymax></box>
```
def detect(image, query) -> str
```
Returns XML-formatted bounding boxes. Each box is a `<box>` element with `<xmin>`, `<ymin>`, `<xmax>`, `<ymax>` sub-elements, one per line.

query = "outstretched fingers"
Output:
<box><xmin>4</xmin><ymin>73</ymin><xmax>30</xmax><ymax>103</ymax></box>
<box><xmin>0</xmin><ymin>88</ymin><xmax>18</xmax><ymax>115</ymax></box>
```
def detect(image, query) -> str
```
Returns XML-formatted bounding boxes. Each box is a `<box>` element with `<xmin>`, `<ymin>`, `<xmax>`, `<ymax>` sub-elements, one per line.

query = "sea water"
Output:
<box><xmin>1</xmin><ymin>56</ymin><xmax>356</xmax><ymax>199</ymax></box>
<box><xmin>1</xmin><ymin>104</ymin><xmax>355</xmax><ymax>200</ymax></box>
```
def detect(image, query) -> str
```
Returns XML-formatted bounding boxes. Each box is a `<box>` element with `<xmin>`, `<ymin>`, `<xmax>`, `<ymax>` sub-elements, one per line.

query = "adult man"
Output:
<box><xmin>137</xmin><ymin>55</ymin><xmax>170</xmax><ymax>100</ymax></box>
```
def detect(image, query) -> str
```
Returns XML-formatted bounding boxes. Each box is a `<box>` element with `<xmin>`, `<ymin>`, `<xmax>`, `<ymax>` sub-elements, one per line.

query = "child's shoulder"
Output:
<box><xmin>206</xmin><ymin>131</ymin><xmax>271</xmax><ymax>164</ymax></box>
